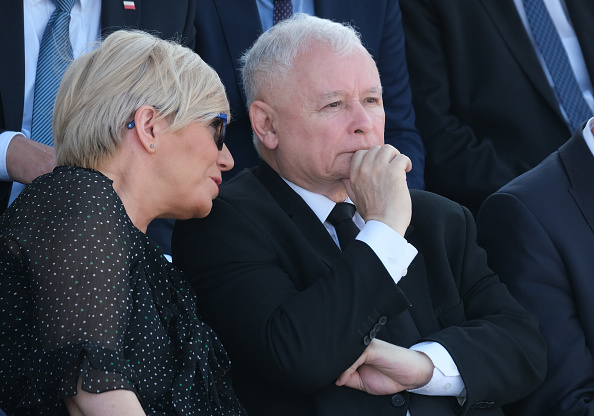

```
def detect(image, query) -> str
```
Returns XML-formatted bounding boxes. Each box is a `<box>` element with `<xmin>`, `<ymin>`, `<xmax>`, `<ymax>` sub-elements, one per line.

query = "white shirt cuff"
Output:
<box><xmin>408</xmin><ymin>341</ymin><xmax>465</xmax><ymax>398</ymax></box>
<box><xmin>0</xmin><ymin>131</ymin><xmax>19</xmax><ymax>181</ymax></box>
<box><xmin>356</xmin><ymin>220</ymin><xmax>417</xmax><ymax>284</ymax></box>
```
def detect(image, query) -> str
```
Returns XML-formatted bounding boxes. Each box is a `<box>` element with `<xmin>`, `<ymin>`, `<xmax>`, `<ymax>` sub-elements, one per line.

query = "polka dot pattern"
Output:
<box><xmin>273</xmin><ymin>0</ymin><xmax>293</xmax><ymax>25</ymax></box>
<box><xmin>0</xmin><ymin>166</ymin><xmax>245</xmax><ymax>415</ymax></box>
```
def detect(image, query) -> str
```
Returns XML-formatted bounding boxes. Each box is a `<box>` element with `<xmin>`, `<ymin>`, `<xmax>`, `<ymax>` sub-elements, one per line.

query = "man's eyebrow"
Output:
<box><xmin>322</xmin><ymin>91</ymin><xmax>345</xmax><ymax>100</ymax></box>
<box><xmin>321</xmin><ymin>86</ymin><xmax>383</xmax><ymax>99</ymax></box>
<box><xmin>367</xmin><ymin>86</ymin><xmax>383</xmax><ymax>94</ymax></box>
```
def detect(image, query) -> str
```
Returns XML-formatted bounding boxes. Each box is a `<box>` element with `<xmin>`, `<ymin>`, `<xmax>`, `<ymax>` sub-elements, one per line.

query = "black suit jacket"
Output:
<box><xmin>193</xmin><ymin>0</ymin><xmax>426</xmax><ymax>189</ymax></box>
<box><xmin>400</xmin><ymin>0</ymin><xmax>594</xmax><ymax>214</ymax></box>
<box><xmin>172</xmin><ymin>162</ymin><xmax>546</xmax><ymax>415</ymax></box>
<box><xmin>478</xmin><ymin>125</ymin><xmax>594</xmax><ymax>415</ymax></box>
<box><xmin>0</xmin><ymin>0</ymin><xmax>196</xmax><ymax>212</ymax></box>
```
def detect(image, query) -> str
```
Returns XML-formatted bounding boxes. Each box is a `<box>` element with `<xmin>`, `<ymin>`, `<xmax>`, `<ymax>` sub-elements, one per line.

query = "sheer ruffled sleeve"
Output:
<box><xmin>2</xmin><ymin>168</ymin><xmax>139</xmax><ymax>411</ymax></box>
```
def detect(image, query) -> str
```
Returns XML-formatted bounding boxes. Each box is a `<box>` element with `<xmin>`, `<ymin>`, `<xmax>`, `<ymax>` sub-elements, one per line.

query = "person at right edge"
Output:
<box><xmin>478</xmin><ymin>117</ymin><xmax>594</xmax><ymax>415</ymax></box>
<box><xmin>172</xmin><ymin>14</ymin><xmax>546</xmax><ymax>416</ymax></box>
<box><xmin>400</xmin><ymin>0</ymin><xmax>594</xmax><ymax>215</ymax></box>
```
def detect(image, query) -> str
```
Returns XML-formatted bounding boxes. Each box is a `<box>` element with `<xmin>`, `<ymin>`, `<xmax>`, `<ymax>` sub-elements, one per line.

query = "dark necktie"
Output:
<box><xmin>31</xmin><ymin>0</ymin><xmax>76</xmax><ymax>146</ymax></box>
<box><xmin>327</xmin><ymin>202</ymin><xmax>359</xmax><ymax>250</ymax></box>
<box><xmin>522</xmin><ymin>0</ymin><xmax>593</xmax><ymax>132</ymax></box>
<box><xmin>273</xmin><ymin>0</ymin><xmax>293</xmax><ymax>25</ymax></box>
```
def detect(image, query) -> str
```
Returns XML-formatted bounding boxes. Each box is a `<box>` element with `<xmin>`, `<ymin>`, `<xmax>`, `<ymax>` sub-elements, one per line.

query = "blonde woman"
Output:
<box><xmin>0</xmin><ymin>30</ymin><xmax>245</xmax><ymax>416</ymax></box>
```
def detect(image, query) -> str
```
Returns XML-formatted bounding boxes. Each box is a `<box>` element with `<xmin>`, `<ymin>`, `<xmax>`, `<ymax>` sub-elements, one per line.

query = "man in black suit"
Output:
<box><xmin>193</xmin><ymin>0</ymin><xmax>425</xmax><ymax>189</ymax></box>
<box><xmin>172</xmin><ymin>14</ymin><xmax>545</xmax><ymax>415</ymax></box>
<box><xmin>400</xmin><ymin>0</ymin><xmax>594</xmax><ymax>215</ymax></box>
<box><xmin>477</xmin><ymin>118</ymin><xmax>594</xmax><ymax>415</ymax></box>
<box><xmin>0</xmin><ymin>1</ymin><xmax>196</xmax><ymax>252</ymax></box>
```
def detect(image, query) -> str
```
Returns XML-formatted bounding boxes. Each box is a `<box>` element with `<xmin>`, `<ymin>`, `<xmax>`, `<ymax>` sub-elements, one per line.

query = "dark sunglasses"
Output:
<box><xmin>210</xmin><ymin>113</ymin><xmax>227</xmax><ymax>151</ymax></box>
<box><xmin>126</xmin><ymin>112</ymin><xmax>227</xmax><ymax>151</ymax></box>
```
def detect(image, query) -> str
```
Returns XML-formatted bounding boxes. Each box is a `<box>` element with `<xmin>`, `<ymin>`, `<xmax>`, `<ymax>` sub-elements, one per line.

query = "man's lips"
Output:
<box><xmin>211</xmin><ymin>177</ymin><xmax>222</xmax><ymax>186</ymax></box>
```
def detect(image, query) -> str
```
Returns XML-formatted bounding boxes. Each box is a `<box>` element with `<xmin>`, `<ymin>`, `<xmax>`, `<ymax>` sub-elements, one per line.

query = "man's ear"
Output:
<box><xmin>249</xmin><ymin>100</ymin><xmax>279</xmax><ymax>150</ymax></box>
<box><xmin>132</xmin><ymin>105</ymin><xmax>159</xmax><ymax>153</ymax></box>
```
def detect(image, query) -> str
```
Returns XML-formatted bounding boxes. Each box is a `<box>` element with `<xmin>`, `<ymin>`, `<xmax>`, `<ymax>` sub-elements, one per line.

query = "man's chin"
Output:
<box><xmin>335</xmin><ymin>154</ymin><xmax>355</xmax><ymax>173</ymax></box>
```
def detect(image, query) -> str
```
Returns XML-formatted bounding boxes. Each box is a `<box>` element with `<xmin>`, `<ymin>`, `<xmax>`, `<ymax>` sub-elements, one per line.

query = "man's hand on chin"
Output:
<box><xmin>346</xmin><ymin>145</ymin><xmax>412</xmax><ymax>237</ymax></box>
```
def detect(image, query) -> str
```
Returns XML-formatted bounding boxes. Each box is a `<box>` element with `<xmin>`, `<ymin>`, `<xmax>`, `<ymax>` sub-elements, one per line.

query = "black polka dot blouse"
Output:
<box><xmin>0</xmin><ymin>166</ymin><xmax>246</xmax><ymax>416</ymax></box>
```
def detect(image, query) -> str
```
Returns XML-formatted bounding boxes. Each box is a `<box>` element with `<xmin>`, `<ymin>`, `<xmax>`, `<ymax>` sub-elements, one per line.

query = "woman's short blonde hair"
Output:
<box><xmin>53</xmin><ymin>30</ymin><xmax>229</xmax><ymax>169</ymax></box>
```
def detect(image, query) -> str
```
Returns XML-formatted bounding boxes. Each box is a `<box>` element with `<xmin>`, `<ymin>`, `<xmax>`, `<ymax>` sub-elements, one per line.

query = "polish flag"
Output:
<box><xmin>123</xmin><ymin>1</ymin><xmax>136</xmax><ymax>10</ymax></box>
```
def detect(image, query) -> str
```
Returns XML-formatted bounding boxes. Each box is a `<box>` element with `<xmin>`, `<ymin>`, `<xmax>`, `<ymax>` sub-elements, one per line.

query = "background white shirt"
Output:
<box><xmin>0</xmin><ymin>0</ymin><xmax>101</xmax><ymax>202</ymax></box>
<box><xmin>513</xmin><ymin>0</ymin><xmax>594</xmax><ymax>120</ymax></box>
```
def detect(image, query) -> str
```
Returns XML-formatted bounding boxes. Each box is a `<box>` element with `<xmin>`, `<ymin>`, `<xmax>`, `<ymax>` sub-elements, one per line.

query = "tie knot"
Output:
<box><xmin>53</xmin><ymin>0</ymin><xmax>76</xmax><ymax>12</ymax></box>
<box><xmin>327</xmin><ymin>202</ymin><xmax>356</xmax><ymax>227</ymax></box>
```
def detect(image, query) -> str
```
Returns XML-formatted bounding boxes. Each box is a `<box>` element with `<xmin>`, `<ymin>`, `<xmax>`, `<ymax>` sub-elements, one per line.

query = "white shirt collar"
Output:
<box><xmin>27</xmin><ymin>0</ymin><xmax>48</xmax><ymax>8</ymax></box>
<box><xmin>281</xmin><ymin>178</ymin><xmax>343</xmax><ymax>224</ymax></box>
<box><xmin>27</xmin><ymin>0</ymin><xmax>89</xmax><ymax>10</ymax></box>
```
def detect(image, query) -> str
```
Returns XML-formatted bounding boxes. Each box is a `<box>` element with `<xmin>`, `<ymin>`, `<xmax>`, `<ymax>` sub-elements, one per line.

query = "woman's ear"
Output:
<box><xmin>249</xmin><ymin>100</ymin><xmax>279</xmax><ymax>150</ymax></box>
<box><xmin>132</xmin><ymin>105</ymin><xmax>159</xmax><ymax>153</ymax></box>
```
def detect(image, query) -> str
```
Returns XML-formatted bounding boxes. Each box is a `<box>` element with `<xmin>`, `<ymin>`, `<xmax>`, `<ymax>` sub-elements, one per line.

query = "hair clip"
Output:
<box><xmin>127</xmin><ymin>120</ymin><xmax>135</xmax><ymax>129</ymax></box>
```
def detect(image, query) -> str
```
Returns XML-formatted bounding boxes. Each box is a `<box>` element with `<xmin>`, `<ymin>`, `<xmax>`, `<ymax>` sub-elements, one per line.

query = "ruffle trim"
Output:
<box><xmin>130</xmin><ymin>248</ymin><xmax>246</xmax><ymax>415</ymax></box>
<box><xmin>17</xmin><ymin>342</ymin><xmax>137</xmax><ymax>414</ymax></box>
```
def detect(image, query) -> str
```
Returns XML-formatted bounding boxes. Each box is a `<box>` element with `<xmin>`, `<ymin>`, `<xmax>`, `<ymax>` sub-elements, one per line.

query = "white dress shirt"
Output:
<box><xmin>513</xmin><ymin>0</ymin><xmax>594</xmax><ymax>121</ymax></box>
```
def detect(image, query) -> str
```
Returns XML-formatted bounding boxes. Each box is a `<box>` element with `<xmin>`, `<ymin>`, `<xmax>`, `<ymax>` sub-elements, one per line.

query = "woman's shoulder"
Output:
<box><xmin>2</xmin><ymin>166</ymin><xmax>132</xmax><ymax>238</ymax></box>
<box><xmin>26</xmin><ymin>166</ymin><xmax>118</xmax><ymax>209</ymax></box>
<box><xmin>40</xmin><ymin>166</ymin><xmax>115</xmax><ymax>197</ymax></box>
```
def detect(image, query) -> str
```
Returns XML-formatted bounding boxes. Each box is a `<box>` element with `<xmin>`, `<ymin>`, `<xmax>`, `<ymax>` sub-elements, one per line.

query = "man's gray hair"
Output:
<box><xmin>240</xmin><ymin>13</ymin><xmax>363</xmax><ymax>107</ymax></box>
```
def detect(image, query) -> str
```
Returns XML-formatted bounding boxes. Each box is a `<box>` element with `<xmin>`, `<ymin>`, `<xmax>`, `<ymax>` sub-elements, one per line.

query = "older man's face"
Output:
<box><xmin>267</xmin><ymin>43</ymin><xmax>385</xmax><ymax>200</ymax></box>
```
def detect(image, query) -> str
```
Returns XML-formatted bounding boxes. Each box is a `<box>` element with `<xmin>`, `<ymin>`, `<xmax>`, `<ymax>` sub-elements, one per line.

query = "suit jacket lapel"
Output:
<box><xmin>479</xmin><ymin>0</ymin><xmax>563</xmax><ymax>119</ymax></box>
<box><xmin>0</xmin><ymin>1</ymin><xmax>25</xmax><ymax>131</ymax></box>
<box><xmin>0</xmin><ymin>2</ymin><xmax>23</xmax><ymax>210</ymax></box>
<box><xmin>252</xmin><ymin>162</ymin><xmax>420</xmax><ymax>268</ymax></box>
<box><xmin>214</xmin><ymin>0</ymin><xmax>262</xmax><ymax>108</ymax></box>
<box><xmin>559</xmin><ymin>126</ymin><xmax>594</xmax><ymax>234</ymax></box>
<box><xmin>253</xmin><ymin>163</ymin><xmax>428</xmax><ymax>343</ymax></box>
<box><xmin>253</xmin><ymin>163</ymin><xmax>342</xmax><ymax>267</ymax></box>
